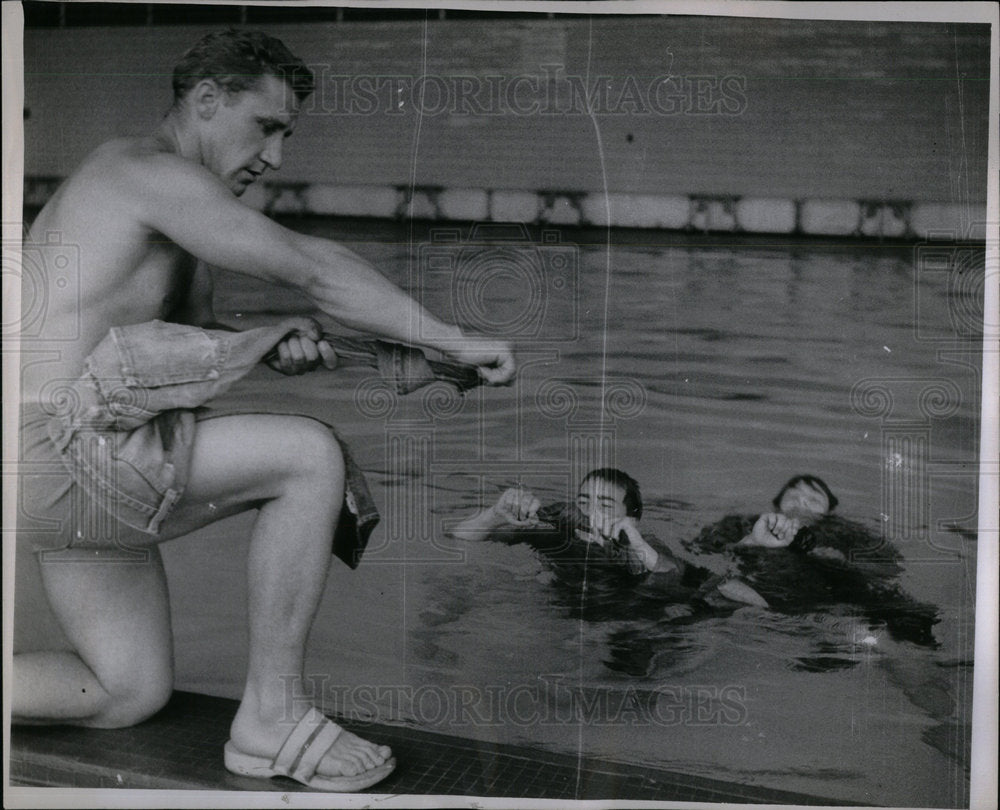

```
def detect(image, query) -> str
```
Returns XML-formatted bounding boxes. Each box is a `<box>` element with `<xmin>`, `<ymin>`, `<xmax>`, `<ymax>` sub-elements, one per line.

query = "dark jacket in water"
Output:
<box><xmin>685</xmin><ymin>514</ymin><xmax>940</xmax><ymax>647</ymax></box>
<box><xmin>488</xmin><ymin>501</ymin><xmax>727</xmax><ymax>623</ymax></box>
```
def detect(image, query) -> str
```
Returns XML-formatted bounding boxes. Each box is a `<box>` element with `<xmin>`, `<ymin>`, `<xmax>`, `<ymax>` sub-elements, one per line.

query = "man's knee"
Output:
<box><xmin>280</xmin><ymin>419</ymin><xmax>345</xmax><ymax>484</ymax></box>
<box><xmin>91</xmin><ymin>668</ymin><xmax>173</xmax><ymax>728</ymax></box>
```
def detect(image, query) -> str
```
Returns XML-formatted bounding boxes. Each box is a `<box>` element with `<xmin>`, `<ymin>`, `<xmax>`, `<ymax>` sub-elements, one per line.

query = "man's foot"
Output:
<box><xmin>227</xmin><ymin>706</ymin><xmax>394</xmax><ymax>792</ymax></box>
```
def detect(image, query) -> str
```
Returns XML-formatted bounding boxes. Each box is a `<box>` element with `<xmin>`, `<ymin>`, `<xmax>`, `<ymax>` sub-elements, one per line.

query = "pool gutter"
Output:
<box><xmin>22</xmin><ymin>175</ymin><xmax>989</xmax><ymax>242</ymax></box>
<box><xmin>8</xmin><ymin>689</ymin><xmax>859</xmax><ymax>805</ymax></box>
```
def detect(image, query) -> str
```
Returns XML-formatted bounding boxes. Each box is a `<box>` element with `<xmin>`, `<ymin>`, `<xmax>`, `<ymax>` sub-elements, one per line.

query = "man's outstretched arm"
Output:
<box><xmin>133</xmin><ymin>153</ymin><xmax>514</xmax><ymax>382</ymax></box>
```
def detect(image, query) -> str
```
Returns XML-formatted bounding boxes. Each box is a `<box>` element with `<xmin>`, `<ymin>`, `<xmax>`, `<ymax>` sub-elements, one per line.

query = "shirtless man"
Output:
<box><xmin>14</xmin><ymin>30</ymin><xmax>514</xmax><ymax>792</ymax></box>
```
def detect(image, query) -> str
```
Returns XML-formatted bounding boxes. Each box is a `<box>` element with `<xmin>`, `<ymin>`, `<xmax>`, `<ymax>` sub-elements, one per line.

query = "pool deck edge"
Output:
<box><xmin>8</xmin><ymin>689</ymin><xmax>860</xmax><ymax>805</ymax></box>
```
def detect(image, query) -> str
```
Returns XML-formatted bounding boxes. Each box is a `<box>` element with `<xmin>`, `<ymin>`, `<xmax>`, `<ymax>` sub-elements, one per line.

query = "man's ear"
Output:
<box><xmin>191</xmin><ymin>79</ymin><xmax>225</xmax><ymax>120</ymax></box>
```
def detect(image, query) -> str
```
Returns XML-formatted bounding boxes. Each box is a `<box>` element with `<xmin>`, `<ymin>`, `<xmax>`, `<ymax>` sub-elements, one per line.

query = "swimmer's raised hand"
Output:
<box><xmin>444</xmin><ymin>337</ymin><xmax>516</xmax><ymax>385</ymax></box>
<box><xmin>492</xmin><ymin>487</ymin><xmax>541</xmax><ymax>526</ymax></box>
<box><xmin>267</xmin><ymin>318</ymin><xmax>338</xmax><ymax>376</ymax></box>
<box><xmin>739</xmin><ymin>512</ymin><xmax>802</xmax><ymax>548</ymax></box>
<box><xmin>606</xmin><ymin>517</ymin><xmax>661</xmax><ymax>572</ymax></box>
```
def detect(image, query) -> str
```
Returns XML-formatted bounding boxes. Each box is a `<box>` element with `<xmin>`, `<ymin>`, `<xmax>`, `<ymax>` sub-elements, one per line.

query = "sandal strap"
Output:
<box><xmin>291</xmin><ymin>719</ymin><xmax>343</xmax><ymax>782</ymax></box>
<box><xmin>272</xmin><ymin>707</ymin><xmax>343</xmax><ymax>778</ymax></box>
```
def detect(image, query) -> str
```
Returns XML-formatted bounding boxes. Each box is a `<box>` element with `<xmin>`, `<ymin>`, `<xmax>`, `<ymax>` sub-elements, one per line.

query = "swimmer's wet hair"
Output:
<box><xmin>772</xmin><ymin>475</ymin><xmax>838</xmax><ymax>512</ymax></box>
<box><xmin>173</xmin><ymin>29</ymin><xmax>314</xmax><ymax>105</ymax></box>
<box><xmin>582</xmin><ymin>468</ymin><xmax>643</xmax><ymax>520</ymax></box>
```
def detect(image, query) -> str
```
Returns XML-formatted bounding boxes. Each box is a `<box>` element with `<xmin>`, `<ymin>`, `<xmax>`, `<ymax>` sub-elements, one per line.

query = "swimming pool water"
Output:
<box><xmin>163</xmin><ymin>220</ymin><xmax>980</xmax><ymax>807</ymax></box>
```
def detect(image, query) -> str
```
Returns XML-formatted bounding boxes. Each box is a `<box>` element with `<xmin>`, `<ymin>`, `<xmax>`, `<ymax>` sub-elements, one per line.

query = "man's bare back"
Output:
<box><xmin>24</xmin><ymin>137</ymin><xmax>208</xmax><ymax>399</ymax></box>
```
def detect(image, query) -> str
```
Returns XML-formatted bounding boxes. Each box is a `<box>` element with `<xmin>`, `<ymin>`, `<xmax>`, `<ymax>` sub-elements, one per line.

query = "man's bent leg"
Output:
<box><xmin>14</xmin><ymin>414</ymin><xmax>389</xmax><ymax>774</ymax></box>
<box><xmin>159</xmin><ymin>415</ymin><xmax>392</xmax><ymax>780</ymax></box>
<box><xmin>13</xmin><ymin>546</ymin><xmax>173</xmax><ymax>727</ymax></box>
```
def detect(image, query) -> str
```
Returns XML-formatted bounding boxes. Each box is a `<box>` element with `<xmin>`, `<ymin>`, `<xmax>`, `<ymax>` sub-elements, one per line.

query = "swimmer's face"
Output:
<box><xmin>576</xmin><ymin>477</ymin><xmax>628</xmax><ymax>537</ymax></box>
<box><xmin>777</xmin><ymin>481</ymin><xmax>830</xmax><ymax>519</ymax></box>
<box><xmin>199</xmin><ymin>74</ymin><xmax>300</xmax><ymax>196</ymax></box>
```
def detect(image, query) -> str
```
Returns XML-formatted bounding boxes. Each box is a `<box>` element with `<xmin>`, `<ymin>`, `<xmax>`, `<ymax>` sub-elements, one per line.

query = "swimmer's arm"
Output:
<box><xmin>134</xmin><ymin>156</ymin><xmax>513</xmax><ymax>381</ymax></box>
<box><xmin>450</xmin><ymin>488</ymin><xmax>541</xmax><ymax>542</ymax></box>
<box><xmin>630</xmin><ymin>534</ymin><xmax>667</xmax><ymax>573</ymax></box>
<box><xmin>612</xmin><ymin>519</ymin><xmax>672</xmax><ymax>573</ymax></box>
<box><xmin>449</xmin><ymin>508</ymin><xmax>510</xmax><ymax>542</ymax></box>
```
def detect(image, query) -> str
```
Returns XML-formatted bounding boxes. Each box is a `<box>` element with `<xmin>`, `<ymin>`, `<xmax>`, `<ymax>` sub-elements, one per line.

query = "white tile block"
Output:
<box><xmin>800</xmin><ymin>199</ymin><xmax>860</xmax><ymax>236</ymax></box>
<box><xmin>965</xmin><ymin>209</ymin><xmax>990</xmax><ymax>240</ymax></box>
<box><xmin>305</xmin><ymin>185</ymin><xmax>400</xmax><ymax>218</ymax></box>
<box><xmin>736</xmin><ymin>198</ymin><xmax>796</xmax><ymax>234</ymax></box>
<box><xmin>909</xmin><ymin>202</ymin><xmax>980</xmax><ymax>239</ymax></box>
<box><xmin>439</xmin><ymin>188</ymin><xmax>489</xmax><ymax>221</ymax></box>
<box><xmin>579</xmin><ymin>194</ymin><xmax>611</xmax><ymax>227</ymax></box>
<box><xmin>601</xmin><ymin>193</ymin><xmax>690</xmax><ymax>229</ymax></box>
<box><xmin>491</xmin><ymin>190</ymin><xmax>540</xmax><ymax>222</ymax></box>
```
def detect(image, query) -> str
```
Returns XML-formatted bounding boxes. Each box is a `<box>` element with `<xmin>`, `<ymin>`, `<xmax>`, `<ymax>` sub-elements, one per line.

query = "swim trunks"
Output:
<box><xmin>16</xmin><ymin>402</ymin><xmax>162</xmax><ymax>557</ymax></box>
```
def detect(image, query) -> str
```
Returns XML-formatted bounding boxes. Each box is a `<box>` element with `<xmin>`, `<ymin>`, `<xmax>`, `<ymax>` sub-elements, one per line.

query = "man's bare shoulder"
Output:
<box><xmin>35</xmin><ymin>136</ymin><xmax>235</xmax><ymax>241</ymax></box>
<box><xmin>81</xmin><ymin>136</ymin><xmax>223</xmax><ymax>196</ymax></box>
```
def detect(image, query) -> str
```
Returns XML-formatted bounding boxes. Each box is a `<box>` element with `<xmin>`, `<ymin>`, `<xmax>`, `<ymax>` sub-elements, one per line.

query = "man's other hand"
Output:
<box><xmin>447</xmin><ymin>337</ymin><xmax>516</xmax><ymax>385</ymax></box>
<box><xmin>267</xmin><ymin>318</ymin><xmax>338</xmax><ymax>375</ymax></box>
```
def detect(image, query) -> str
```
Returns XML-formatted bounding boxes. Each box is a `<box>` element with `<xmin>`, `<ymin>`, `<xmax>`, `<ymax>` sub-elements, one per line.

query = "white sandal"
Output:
<box><xmin>224</xmin><ymin>707</ymin><xmax>395</xmax><ymax>792</ymax></box>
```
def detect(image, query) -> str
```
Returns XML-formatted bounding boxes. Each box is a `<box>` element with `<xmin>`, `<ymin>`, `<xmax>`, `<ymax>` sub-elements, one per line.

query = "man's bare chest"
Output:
<box><xmin>128</xmin><ymin>239</ymin><xmax>196</xmax><ymax>319</ymax></box>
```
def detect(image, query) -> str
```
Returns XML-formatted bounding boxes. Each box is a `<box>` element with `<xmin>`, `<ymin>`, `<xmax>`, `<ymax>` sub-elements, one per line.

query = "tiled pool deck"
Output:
<box><xmin>9</xmin><ymin>690</ymin><xmax>851</xmax><ymax>803</ymax></box>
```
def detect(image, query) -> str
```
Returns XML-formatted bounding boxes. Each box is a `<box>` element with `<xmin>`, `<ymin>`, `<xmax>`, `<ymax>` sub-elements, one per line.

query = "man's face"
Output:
<box><xmin>201</xmin><ymin>74</ymin><xmax>299</xmax><ymax>196</ymax></box>
<box><xmin>576</xmin><ymin>477</ymin><xmax>629</xmax><ymax>538</ymax></box>
<box><xmin>777</xmin><ymin>481</ymin><xmax>830</xmax><ymax>519</ymax></box>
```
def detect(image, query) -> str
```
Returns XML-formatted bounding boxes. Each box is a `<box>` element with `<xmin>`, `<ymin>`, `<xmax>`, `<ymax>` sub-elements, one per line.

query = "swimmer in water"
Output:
<box><xmin>735</xmin><ymin>474</ymin><xmax>837</xmax><ymax>551</ymax></box>
<box><xmin>453</xmin><ymin>468</ymin><xmax>675</xmax><ymax>575</ymax></box>
<box><xmin>453</xmin><ymin>468</ymin><xmax>767</xmax><ymax>607</ymax></box>
<box><xmin>687</xmin><ymin>474</ymin><xmax>939</xmax><ymax>647</ymax></box>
